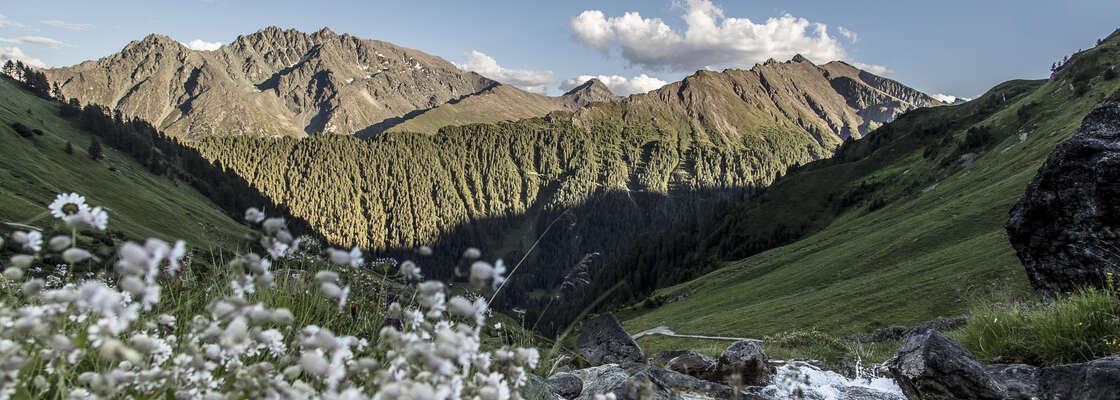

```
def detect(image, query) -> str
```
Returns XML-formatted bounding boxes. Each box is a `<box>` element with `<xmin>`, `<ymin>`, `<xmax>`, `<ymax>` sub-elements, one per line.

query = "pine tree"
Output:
<box><xmin>88</xmin><ymin>137</ymin><xmax>103</xmax><ymax>160</ymax></box>
<box><xmin>64</xmin><ymin>141</ymin><xmax>74</xmax><ymax>155</ymax></box>
<box><xmin>1</xmin><ymin>60</ymin><xmax>14</xmax><ymax>78</ymax></box>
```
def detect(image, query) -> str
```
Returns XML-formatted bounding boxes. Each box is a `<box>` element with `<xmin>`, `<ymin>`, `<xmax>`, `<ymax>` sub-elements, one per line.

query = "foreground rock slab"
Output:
<box><xmin>568</xmin><ymin>363</ymin><xmax>763</xmax><ymax>400</ymax></box>
<box><xmin>1039</xmin><ymin>357</ymin><xmax>1120</xmax><ymax>400</ymax></box>
<box><xmin>885</xmin><ymin>327</ymin><xmax>1004</xmax><ymax>399</ymax></box>
<box><xmin>577</xmin><ymin>313</ymin><xmax>645</xmax><ymax>366</ymax></box>
<box><xmin>1007</xmin><ymin>100</ymin><xmax>1120</xmax><ymax>297</ymax></box>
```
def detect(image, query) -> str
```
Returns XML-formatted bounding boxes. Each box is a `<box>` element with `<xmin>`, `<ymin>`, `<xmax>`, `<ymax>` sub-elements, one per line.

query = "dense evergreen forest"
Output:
<box><xmin>189</xmin><ymin>113</ymin><xmax>831</xmax><ymax>332</ymax></box>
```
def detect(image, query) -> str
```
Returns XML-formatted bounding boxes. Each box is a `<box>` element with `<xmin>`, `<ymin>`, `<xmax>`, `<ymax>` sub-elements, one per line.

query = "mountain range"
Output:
<box><xmin>45</xmin><ymin>27</ymin><xmax>942</xmax><ymax>140</ymax></box>
<box><xmin>35</xmin><ymin>26</ymin><xmax>957</xmax><ymax>334</ymax></box>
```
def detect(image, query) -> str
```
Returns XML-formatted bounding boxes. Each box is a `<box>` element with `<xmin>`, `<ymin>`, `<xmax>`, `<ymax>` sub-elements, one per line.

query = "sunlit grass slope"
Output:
<box><xmin>624</xmin><ymin>32</ymin><xmax>1120</xmax><ymax>339</ymax></box>
<box><xmin>0</xmin><ymin>78</ymin><xmax>251</xmax><ymax>247</ymax></box>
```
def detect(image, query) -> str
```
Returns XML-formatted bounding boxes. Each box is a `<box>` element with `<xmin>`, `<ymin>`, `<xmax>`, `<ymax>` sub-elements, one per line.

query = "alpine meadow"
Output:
<box><xmin>1</xmin><ymin>1</ymin><xmax>1119</xmax><ymax>399</ymax></box>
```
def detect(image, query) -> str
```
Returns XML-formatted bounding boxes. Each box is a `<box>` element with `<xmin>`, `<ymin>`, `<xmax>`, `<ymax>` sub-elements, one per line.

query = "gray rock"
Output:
<box><xmin>523</xmin><ymin>374</ymin><xmax>563</xmax><ymax>400</ymax></box>
<box><xmin>985</xmin><ymin>363</ymin><xmax>1039</xmax><ymax>399</ymax></box>
<box><xmin>717</xmin><ymin>340</ymin><xmax>772</xmax><ymax>387</ymax></box>
<box><xmin>570</xmin><ymin>363</ymin><xmax>769</xmax><ymax>400</ymax></box>
<box><xmin>665</xmin><ymin>350</ymin><xmax>719</xmax><ymax>381</ymax></box>
<box><xmin>547</xmin><ymin>372</ymin><xmax>583</xmax><ymax>399</ymax></box>
<box><xmin>576</xmin><ymin>313</ymin><xmax>645</xmax><ymax>366</ymax></box>
<box><xmin>838</xmin><ymin>386</ymin><xmax>907</xmax><ymax>400</ymax></box>
<box><xmin>571</xmin><ymin>364</ymin><xmax>632</xmax><ymax>400</ymax></box>
<box><xmin>885</xmin><ymin>327</ymin><xmax>1003</xmax><ymax>399</ymax></box>
<box><xmin>1006</xmin><ymin>101</ymin><xmax>1120</xmax><ymax>297</ymax></box>
<box><xmin>1038</xmin><ymin>357</ymin><xmax>1120</xmax><ymax>400</ymax></box>
<box><xmin>651</xmin><ymin>350</ymin><xmax>691</xmax><ymax>367</ymax></box>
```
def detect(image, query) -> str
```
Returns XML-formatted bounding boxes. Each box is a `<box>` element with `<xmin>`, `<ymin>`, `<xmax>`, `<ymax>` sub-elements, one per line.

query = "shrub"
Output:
<box><xmin>9</xmin><ymin>122</ymin><xmax>32</xmax><ymax>138</ymax></box>
<box><xmin>960</xmin><ymin>287</ymin><xmax>1120</xmax><ymax>365</ymax></box>
<box><xmin>959</xmin><ymin>126</ymin><xmax>996</xmax><ymax>152</ymax></box>
<box><xmin>1105</xmin><ymin>66</ymin><xmax>1118</xmax><ymax>80</ymax></box>
<box><xmin>1017</xmin><ymin>101</ymin><xmax>1040</xmax><ymax>121</ymax></box>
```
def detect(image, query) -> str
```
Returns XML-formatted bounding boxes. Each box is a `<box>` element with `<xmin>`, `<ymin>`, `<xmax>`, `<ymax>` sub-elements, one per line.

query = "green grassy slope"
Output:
<box><xmin>0</xmin><ymin>78</ymin><xmax>250</xmax><ymax>247</ymax></box>
<box><xmin>623</xmin><ymin>34</ymin><xmax>1120</xmax><ymax>339</ymax></box>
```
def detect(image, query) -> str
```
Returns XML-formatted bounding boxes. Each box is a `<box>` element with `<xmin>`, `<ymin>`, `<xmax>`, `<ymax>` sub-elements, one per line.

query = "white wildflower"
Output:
<box><xmin>300</xmin><ymin>351</ymin><xmax>331</xmax><ymax>377</ymax></box>
<box><xmin>10</xmin><ymin>255</ymin><xmax>33</xmax><ymax>269</ymax></box>
<box><xmin>463</xmin><ymin>247</ymin><xmax>481</xmax><ymax>260</ymax></box>
<box><xmin>399</xmin><ymin>260</ymin><xmax>422</xmax><ymax>281</ymax></box>
<box><xmin>62</xmin><ymin>248</ymin><xmax>92</xmax><ymax>264</ymax></box>
<box><xmin>470</xmin><ymin>261</ymin><xmax>494</xmax><ymax>288</ymax></box>
<box><xmin>3</xmin><ymin>267</ymin><xmax>23</xmax><ymax>281</ymax></box>
<box><xmin>48</xmin><ymin>193</ymin><xmax>88</xmax><ymax>219</ymax></box>
<box><xmin>49</xmin><ymin>236</ymin><xmax>72</xmax><ymax>251</ymax></box>
<box><xmin>12</xmin><ymin>231</ymin><xmax>42</xmax><ymax>253</ymax></box>
<box><xmin>64</xmin><ymin>206</ymin><xmax>108</xmax><ymax>231</ymax></box>
<box><xmin>327</xmin><ymin>247</ymin><xmax>364</xmax><ymax>268</ymax></box>
<box><xmin>244</xmin><ymin>207</ymin><xmax>266</xmax><ymax>223</ymax></box>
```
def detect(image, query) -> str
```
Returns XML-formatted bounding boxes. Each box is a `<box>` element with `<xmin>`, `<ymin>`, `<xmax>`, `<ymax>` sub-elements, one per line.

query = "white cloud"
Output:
<box><xmin>0</xmin><ymin>47</ymin><xmax>46</xmax><ymax>68</ymax></box>
<box><xmin>561</xmin><ymin>74</ymin><xmax>668</xmax><ymax>96</ymax></box>
<box><xmin>183</xmin><ymin>39</ymin><xmax>223</xmax><ymax>51</ymax></box>
<box><xmin>0</xmin><ymin>36</ymin><xmax>69</xmax><ymax>48</ymax></box>
<box><xmin>931</xmin><ymin>93</ymin><xmax>970</xmax><ymax>104</ymax></box>
<box><xmin>851</xmin><ymin>62</ymin><xmax>892</xmax><ymax>75</ymax></box>
<box><xmin>570</xmin><ymin>0</ymin><xmax>847</xmax><ymax>72</ymax></box>
<box><xmin>0</xmin><ymin>15</ymin><xmax>24</xmax><ymax>29</ymax></box>
<box><xmin>41</xmin><ymin>20</ymin><xmax>91</xmax><ymax>30</ymax></box>
<box><xmin>837</xmin><ymin>26</ymin><xmax>858</xmax><ymax>43</ymax></box>
<box><xmin>455</xmin><ymin>50</ymin><xmax>555</xmax><ymax>94</ymax></box>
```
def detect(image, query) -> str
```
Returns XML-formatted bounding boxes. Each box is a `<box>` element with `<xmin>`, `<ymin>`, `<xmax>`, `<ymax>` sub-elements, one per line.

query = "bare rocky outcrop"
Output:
<box><xmin>1006</xmin><ymin>101</ymin><xmax>1120</xmax><ymax>297</ymax></box>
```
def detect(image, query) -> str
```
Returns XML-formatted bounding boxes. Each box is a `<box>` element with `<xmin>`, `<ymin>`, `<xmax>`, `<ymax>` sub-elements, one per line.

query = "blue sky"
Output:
<box><xmin>1</xmin><ymin>1</ymin><xmax>1117</xmax><ymax>98</ymax></box>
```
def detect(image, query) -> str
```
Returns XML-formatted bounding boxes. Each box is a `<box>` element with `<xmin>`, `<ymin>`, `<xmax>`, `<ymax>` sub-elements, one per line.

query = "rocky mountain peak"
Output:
<box><xmin>791</xmin><ymin>53</ymin><xmax>810</xmax><ymax>63</ymax></box>
<box><xmin>561</xmin><ymin>78</ymin><xmax>619</xmax><ymax>108</ymax></box>
<box><xmin>46</xmin><ymin>27</ymin><xmax>495</xmax><ymax>138</ymax></box>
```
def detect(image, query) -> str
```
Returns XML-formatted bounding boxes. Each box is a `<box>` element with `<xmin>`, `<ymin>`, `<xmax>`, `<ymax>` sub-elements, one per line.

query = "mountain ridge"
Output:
<box><xmin>46</xmin><ymin>27</ymin><xmax>941</xmax><ymax>140</ymax></box>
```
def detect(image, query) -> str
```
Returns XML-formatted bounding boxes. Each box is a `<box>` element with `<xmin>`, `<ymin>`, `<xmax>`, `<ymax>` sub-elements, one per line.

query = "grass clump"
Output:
<box><xmin>959</xmin><ymin>286</ymin><xmax>1120</xmax><ymax>365</ymax></box>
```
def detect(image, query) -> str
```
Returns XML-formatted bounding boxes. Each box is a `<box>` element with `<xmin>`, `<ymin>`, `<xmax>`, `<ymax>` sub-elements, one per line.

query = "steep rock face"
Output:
<box><xmin>45</xmin><ymin>27</ymin><xmax>493</xmax><ymax>138</ymax></box>
<box><xmin>1006</xmin><ymin>101</ymin><xmax>1120</xmax><ymax>297</ymax></box>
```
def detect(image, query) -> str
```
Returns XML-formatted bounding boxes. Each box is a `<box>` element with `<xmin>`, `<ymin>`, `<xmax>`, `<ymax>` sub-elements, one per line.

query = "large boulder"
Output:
<box><xmin>885</xmin><ymin>328</ymin><xmax>1004</xmax><ymax>399</ymax></box>
<box><xmin>664</xmin><ymin>350</ymin><xmax>719</xmax><ymax>381</ymax></box>
<box><xmin>1038</xmin><ymin>357</ymin><xmax>1120</xmax><ymax>400</ymax></box>
<box><xmin>1007</xmin><ymin>101</ymin><xmax>1120</xmax><ymax>297</ymax></box>
<box><xmin>576</xmin><ymin>313</ymin><xmax>645</xmax><ymax>366</ymax></box>
<box><xmin>717</xmin><ymin>340</ymin><xmax>772</xmax><ymax>387</ymax></box>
